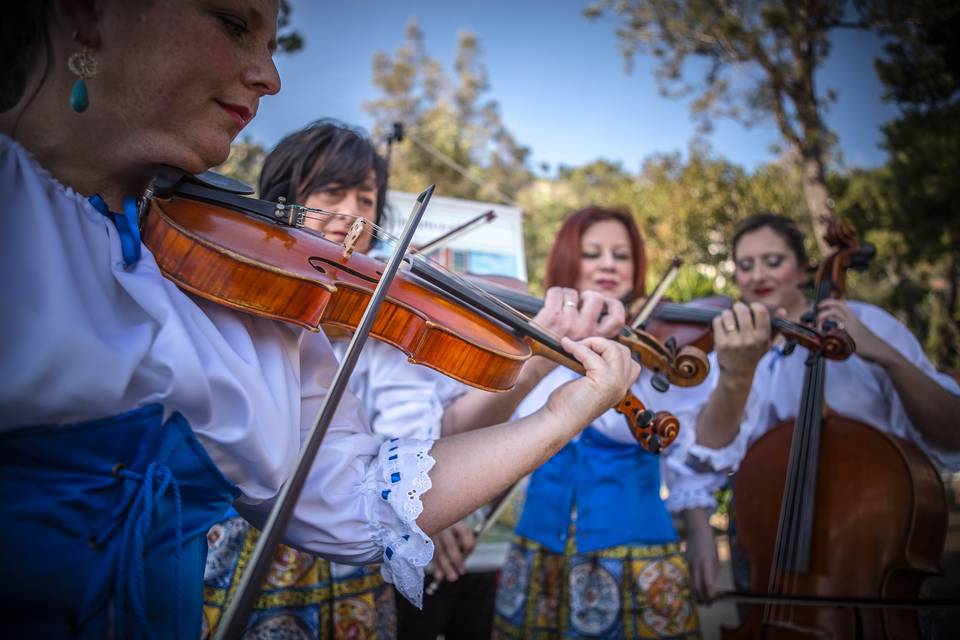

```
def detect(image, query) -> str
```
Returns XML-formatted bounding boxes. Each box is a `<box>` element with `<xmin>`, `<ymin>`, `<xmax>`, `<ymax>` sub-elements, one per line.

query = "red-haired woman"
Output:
<box><xmin>493</xmin><ymin>208</ymin><xmax>707</xmax><ymax>639</ymax></box>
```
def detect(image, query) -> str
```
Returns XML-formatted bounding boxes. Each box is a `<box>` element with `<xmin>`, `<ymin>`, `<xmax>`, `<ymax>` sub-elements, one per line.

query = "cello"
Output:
<box><xmin>723</xmin><ymin>218</ymin><xmax>949</xmax><ymax>639</ymax></box>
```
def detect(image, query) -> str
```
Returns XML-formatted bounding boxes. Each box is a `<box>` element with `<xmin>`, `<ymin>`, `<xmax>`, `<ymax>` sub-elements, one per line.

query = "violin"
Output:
<box><xmin>723</xmin><ymin>218</ymin><xmax>948</xmax><ymax>639</ymax></box>
<box><xmin>469</xmin><ymin>277</ymin><xmax>852</xmax><ymax>392</ymax></box>
<box><xmin>631</xmin><ymin>295</ymin><xmax>856</xmax><ymax>362</ymax></box>
<box><xmin>141</xmin><ymin>172</ymin><xmax>679</xmax><ymax>453</ymax></box>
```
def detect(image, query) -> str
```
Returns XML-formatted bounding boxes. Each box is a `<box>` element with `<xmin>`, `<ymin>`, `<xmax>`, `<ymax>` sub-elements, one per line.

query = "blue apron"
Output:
<box><xmin>517</xmin><ymin>426</ymin><xmax>677</xmax><ymax>553</ymax></box>
<box><xmin>0</xmin><ymin>404</ymin><xmax>239</xmax><ymax>638</ymax></box>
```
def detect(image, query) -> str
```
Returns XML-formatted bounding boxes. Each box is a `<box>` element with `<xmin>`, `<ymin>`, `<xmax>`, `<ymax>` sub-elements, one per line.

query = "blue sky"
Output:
<box><xmin>245</xmin><ymin>0</ymin><xmax>898</xmax><ymax>174</ymax></box>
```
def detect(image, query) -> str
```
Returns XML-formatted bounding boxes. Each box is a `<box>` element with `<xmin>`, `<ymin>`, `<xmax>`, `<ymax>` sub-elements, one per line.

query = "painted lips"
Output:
<box><xmin>216</xmin><ymin>101</ymin><xmax>252</xmax><ymax>126</ymax></box>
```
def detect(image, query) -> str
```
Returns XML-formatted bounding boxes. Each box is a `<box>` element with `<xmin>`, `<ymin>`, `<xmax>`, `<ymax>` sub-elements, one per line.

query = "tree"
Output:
<box><xmin>518</xmin><ymin>148</ymin><xmax>806</xmax><ymax>296</ymax></box>
<box><xmin>835</xmin><ymin>0</ymin><xmax>960</xmax><ymax>368</ymax></box>
<box><xmin>277</xmin><ymin>0</ymin><xmax>304</xmax><ymax>54</ymax></box>
<box><xmin>365</xmin><ymin>20</ymin><xmax>533</xmax><ymax>202</ymax></box>
<box><xmin>213</xmin><ymin>137</ymin><xmax>267</xmax><ymax>192</ymax></box>
<box><xmin>584</xmin><ymin>0</ymin><xmax>870</xmax><ymax>255</ymax></box>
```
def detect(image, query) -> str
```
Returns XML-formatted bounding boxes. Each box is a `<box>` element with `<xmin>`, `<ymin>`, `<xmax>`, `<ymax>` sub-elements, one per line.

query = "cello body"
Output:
<box><xmin>724</xmin><ymin>416</ymin><xmax>947</xmax><ymax>639</ymax></box>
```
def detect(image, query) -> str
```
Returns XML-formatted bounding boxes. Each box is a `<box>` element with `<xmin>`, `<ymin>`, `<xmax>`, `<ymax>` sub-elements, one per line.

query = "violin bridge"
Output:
<box><xmin>341</xmin><ymin>217</ymin><xmax>366</xmax><ymax>259</ymax></box>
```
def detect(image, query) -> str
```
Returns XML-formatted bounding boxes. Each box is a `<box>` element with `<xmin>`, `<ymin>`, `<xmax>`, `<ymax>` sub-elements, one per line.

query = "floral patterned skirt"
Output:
<box><xmin>494</xmin><ymin>535</ymin><xmax>700</xmax><ymax>639</ymax></box>
<box><xmin>202</xmin><ymin>515</ymin><xmax>396</xmax><ymax>639</ymax></box>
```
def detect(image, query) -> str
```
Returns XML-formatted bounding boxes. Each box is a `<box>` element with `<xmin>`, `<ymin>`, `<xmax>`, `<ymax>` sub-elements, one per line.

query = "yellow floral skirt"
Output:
<box><xmin>493</xmin><ymin>534</ymin><xmax>700</xmax><ymax>639</ymax></box>
<box><xmin>202</xmin><ymin>515</ymin><xmax>396</xmax><ymax>639</ymax></box>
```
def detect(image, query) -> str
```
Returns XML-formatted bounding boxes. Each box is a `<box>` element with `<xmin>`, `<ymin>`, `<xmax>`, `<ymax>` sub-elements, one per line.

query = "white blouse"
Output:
<box><xmin>0</xmin><ymin>135</ymin><xmax>435</xmax><ymax>606</ymax></box>
<box><xmin>329</xmin><ymin>339</ymin><xmax>466</xmax><ymax>442</ymax></box>
<box><xmin>680</xmin><ymin>301</ymin><xmax>960</xmax><ymax>495</ymax></box>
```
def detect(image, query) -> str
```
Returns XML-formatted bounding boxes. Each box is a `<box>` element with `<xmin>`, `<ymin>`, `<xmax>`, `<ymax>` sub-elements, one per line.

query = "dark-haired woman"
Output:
<box><xmin>200</xmin><ymin>120</ymin><xmax>633</xmax><ymax>637</ymax></box>
<box><xmin>493</xmin><ymin>207</ymin><xmax>707</xmax><ymax>639</ymax></box>
<box><xmin>0</xmin><ymin>3</ymin><xmax>642</xmax><ymax>637</ymax></box>
<box><xmin>677</xmin><ymin>213</ymin><xmax>960</xmax><ymax>601</ymax></box>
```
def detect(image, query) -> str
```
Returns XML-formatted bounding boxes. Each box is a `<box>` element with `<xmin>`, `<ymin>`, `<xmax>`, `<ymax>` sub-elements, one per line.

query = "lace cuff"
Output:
<box><xmin>665</xmin><ymin>487</ymin><xmax>717</xmax><ymax>513</ymax></box>
<box><xmin>368</xmin><ymin>437</ymin><xmax>436</xmax><ymax>609</ymax></box>
<box><xmin>686</xmin><ymin>436</ymin><xmax>747</xmax><ymax>473</ymax></box>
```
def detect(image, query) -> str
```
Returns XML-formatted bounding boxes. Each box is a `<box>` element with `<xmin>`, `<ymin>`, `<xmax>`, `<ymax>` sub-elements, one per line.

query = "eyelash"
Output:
<box><xmin>217</xmin><ymin>13</ymin><xmax>248</xmax><ymax>39</ymax></box>
<box><xmin>581</xmin><ymin>252</ymin><xmax>630</xmax><ymax>260</ymax></box>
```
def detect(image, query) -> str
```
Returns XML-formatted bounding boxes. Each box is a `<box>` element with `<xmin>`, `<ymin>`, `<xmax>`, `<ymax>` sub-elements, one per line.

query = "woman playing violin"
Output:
<box><xmin>493</xmin><ymin>207</ymin><xmax>709</xmax><ymax>639</ymax></box>
<box><xmin>676</xmin><ymin>213</ymin><xmax>960</xmax><ymax>601</ymax></box>
<box><xmin>204</xmin><ymin>119</ymin><xmax>605</xmax><ymax>637</ymax></box>
<box><xmin>0</xmin><ymin>2</ymin><xmax>641</xmax><ymax>637</ymax></box>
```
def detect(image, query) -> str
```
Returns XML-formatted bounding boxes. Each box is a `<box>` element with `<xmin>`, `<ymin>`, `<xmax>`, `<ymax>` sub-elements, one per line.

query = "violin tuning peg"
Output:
<box><xmin>650</xmin><ymin>373</ymin><xmax>670</xmax><ymax>394</ymax></box>
<box><xmin>665</xmin><ymin>336</ymin><xmax>677</xmax><ymax>355</ymax></box>
<box><xmin>782</xmin><ymin>340</ymin><xmax>798</xmax><ymax>356</ymax></box>
<box><xmin>637</xmin><ymin>409</ymin><xmax>655</xmax><ymax>428</ymax></box>
<box><xmin>648</xmin><ymin>434</ymin><xmax>662</xmax><ymax>454</ymax></box>
<box><xmin>800</xmin><ymin>311</ymin><xmax>816</xmax><ymax>325</ymax></box>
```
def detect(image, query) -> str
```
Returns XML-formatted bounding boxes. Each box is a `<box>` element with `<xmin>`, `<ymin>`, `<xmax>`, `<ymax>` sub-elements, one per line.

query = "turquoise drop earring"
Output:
<box><xmin>67</xmin><ymin>47</ymin><xmax>98</xmax><ymax>113</ymax></box>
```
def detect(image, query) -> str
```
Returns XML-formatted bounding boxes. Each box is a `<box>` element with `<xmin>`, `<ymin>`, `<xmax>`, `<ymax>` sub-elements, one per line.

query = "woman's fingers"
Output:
<box><xmin>595</xmin><ymin>295</ymin><xmax>626</xmax><ymax>338</ymax></box>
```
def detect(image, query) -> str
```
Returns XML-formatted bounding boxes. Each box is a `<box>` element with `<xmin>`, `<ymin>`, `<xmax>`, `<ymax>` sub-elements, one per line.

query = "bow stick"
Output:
<box><xmin>214</xmin><ymin>185</ymin><xmax>436</xmax><ymax>639</ymax></box>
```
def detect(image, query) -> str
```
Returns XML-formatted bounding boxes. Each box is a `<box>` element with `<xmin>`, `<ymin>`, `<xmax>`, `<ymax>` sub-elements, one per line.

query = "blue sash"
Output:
<box><xmin>0</xmin><ymin>404</ymin><xmax>239</xmax><ymax>638</ymax></box>
<box><xmin>516</xmin><ymin>426</ymin><xmax>677</xmax><ymax>553</ymax></box>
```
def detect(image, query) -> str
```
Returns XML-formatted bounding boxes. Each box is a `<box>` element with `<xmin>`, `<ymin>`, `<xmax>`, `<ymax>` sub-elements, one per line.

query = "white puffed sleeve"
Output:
<box><xmin>659</xmin><ymin>375</ymin><xmax>729</xmax><ymax>512</ymax></box>
<box><xmin>331</xmin><ymin>339</ymin><xmax>464</xmax><ymax>441</ymax></box>
<box><xmin>851</xmin><ymin>303</ymin><xmax>960</xmax><ymax>471</ymax></box>
<box><xmin>235</xmin><ymin>331</ymin><xmax>437</xmax><ymax>608</ymax></box>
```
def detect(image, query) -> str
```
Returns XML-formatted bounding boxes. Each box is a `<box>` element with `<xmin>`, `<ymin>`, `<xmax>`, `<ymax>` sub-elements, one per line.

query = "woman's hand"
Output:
<box><xmin>816</xmin><ymin>299</ymin><xmax>896</xmax><ymax>365</ymax></box>
<box><xmin>683</xmin><ymin>508</ymin><xmax>719</xmax><ymax>603</ymax></box>
<box><xmin>430</xmin><ymin>520</ymin><xmax>477</xmax><ymax>583</ymax></box>
<box><xmin>713</xmin><ymin>302</ymin><xmax>772</xmax><ymax>382</ymax></box>
<box><xmin>545</xmin><ymin>336</ymin><xmax>640</xmax><ymax>427</ymax></box>
<box><xmin>534</xmin><ymin>287</ymin><xmax>626</xmax><ymax>341</ymax></box>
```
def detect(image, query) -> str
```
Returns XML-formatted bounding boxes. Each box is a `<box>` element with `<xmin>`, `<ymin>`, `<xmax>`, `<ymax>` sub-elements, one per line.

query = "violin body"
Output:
<box><xmin>145</xmin><ymin>193</ymin><xmax>529</xmax><ymax>392</ymax></box>
<box><xmin>725</xmin><ymin>416</ymin><xmax>947</xmax><ymax>639</ymax></box>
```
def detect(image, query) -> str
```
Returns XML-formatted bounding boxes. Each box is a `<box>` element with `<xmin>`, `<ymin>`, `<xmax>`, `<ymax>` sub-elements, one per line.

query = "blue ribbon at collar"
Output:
<box><xmin>89</xmin><ymin>194</ymin><xmax>142</xmax><ymax>268</ymax></box>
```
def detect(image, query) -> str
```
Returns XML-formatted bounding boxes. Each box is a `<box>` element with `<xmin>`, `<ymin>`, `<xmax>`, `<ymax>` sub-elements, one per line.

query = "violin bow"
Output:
<box><xmin>631</xmin><ymin>256</ymin><xmax>682</xmax><ymax>330</ymax></box>
<box><xmin>415</xmin><ymin>209</ymin><xmax>496</xmax><ymax>255</ymax></box>
<box><xmin>214</xmin><ymin>185</ymin><xmax>436</xmax><ymax>639</ymax></box>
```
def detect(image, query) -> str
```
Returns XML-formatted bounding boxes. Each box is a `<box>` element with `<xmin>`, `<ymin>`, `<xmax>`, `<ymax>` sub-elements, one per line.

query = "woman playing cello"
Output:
<box><xmin>674</xmin><ymin>213</ymin><xmax>960</xmax><ymax>609</ymax></box>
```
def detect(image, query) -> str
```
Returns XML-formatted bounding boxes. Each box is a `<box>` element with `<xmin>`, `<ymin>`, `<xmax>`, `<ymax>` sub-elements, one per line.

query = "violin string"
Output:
<box><xmin>295</xmin><ymin>207</ymin><xmax>571</xmax><ymax>347</ymax></box>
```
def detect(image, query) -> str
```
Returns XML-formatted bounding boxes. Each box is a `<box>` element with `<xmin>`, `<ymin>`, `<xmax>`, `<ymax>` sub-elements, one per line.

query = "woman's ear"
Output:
<box><xmin>53</xmin><ymin>0</ymin><xmax>102</xmax><ymax>49</ymax></box>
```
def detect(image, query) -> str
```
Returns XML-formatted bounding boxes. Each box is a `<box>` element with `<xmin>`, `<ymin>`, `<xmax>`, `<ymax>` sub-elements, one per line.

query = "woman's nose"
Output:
<box><xmin>244</xmin><ymin>50</ymin><xmax>281</xmax><ymax>97</ymax></box>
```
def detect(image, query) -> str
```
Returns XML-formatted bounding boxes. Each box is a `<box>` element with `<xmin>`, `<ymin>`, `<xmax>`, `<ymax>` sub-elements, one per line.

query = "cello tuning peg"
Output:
<box><xmin>650</xmin><ymin>373</ymin><xmax>670</xmax><ymax>393</ymax></box>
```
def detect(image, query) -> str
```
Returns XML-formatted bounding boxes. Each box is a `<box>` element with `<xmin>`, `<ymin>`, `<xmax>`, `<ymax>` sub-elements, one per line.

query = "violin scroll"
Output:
<box><xmin>616</xmin><ymin>392</ymin><xmax>679</xmax><ymax>453</ymax></box>
<box><xmin>820</xmin><ymin>327</ymin><xmax>856</xmax><ymax>361</ymax></box>
<box><xmin>618</xmin><ymin>327</ymin><xmax>711</xmax><ymax>388</ymax></box>
<box><xmin>672</xmin><ymin>344</ymin><xmax>711</xmax><ymax>386</ymax></box>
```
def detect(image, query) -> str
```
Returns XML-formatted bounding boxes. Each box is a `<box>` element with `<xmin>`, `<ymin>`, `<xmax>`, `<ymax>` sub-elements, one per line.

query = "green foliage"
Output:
<box><xmin>212</xmin><ymin>138</ymin><xmax>267</xmax><ymax>194</ymax></box>
<box><xmin>518</xmin><ymin>148</ymin><xmax>808</xmax><ymax>296</ymax></box>
<box><xmin>834</xmin><ymin>0</ymin><xmax>960</xmax><ymax>368</ymax></box>
<box><xmin>582</xmin><ymin>0</ymin><xmax>868</xmax><ymax>252</ymax></box>
<box><xmin>365</xmin><ymin>20</ymin><xmax>534</xmax><ymax>202</ymax></box>
<box><xmin>277</xmin><ymin>1</ymin><xmax>304</xmax><ymax>54</ymax></box>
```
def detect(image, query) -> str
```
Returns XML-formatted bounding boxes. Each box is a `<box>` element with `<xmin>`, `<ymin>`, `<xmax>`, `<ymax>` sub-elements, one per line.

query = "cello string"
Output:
<box><xmin>774</xmin><ymin>278</ymin><xmax>832</xmax><ymax>626</ymax></box>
